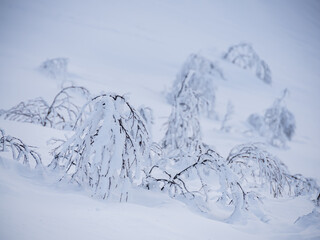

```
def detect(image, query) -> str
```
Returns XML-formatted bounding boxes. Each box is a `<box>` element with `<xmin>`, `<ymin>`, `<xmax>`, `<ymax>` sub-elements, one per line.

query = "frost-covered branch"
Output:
<box><xmin>0</xmin><ymin>86</ymin><xmax>91</xmax><ymax>130</ymax></box>
<box><xmin>43</xmin><ymin>86</ymin><xmax>91</xmax><ymax>129</ymax></box>
<box><xmin>0</xmin><ymin>129</ymin><xmax>42</xmax><ymax>168</ymax></box>
<box><xmin>227</xmin><ymin>143</ymin><xmax>319</xmax><ymax>199</ymax></box>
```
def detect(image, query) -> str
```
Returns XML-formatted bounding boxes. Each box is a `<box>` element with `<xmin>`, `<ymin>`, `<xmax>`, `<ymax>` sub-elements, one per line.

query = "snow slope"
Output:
<box><xmin>0</xmin><ymin>0</ymin><xmax>320</xmax><ymax>239</ymax></box>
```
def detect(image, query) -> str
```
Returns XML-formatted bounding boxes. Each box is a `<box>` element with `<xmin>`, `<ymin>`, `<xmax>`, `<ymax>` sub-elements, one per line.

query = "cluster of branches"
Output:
<box><xmin>248</xmin><ymin>89</ymin><xmax>296</xmax><ymax>147</ymax></box>
<box><xmin>1</xmin><ymin>86</ymin><xmax>91</xmax><ymax>130</ymax></box>
<box><xmin>0</xmin><ymin>129</ymin><xmax>42</xmax><ymax>169</ymax></box>
<box><xmin>49</xmin><ymin>94</ymin><xmax>152</xmax><ymax>202</ymax></box>
<box><xmin>223</xmin><ymin>42</ymin><xmax>272</xmax><ymax>84</ymax></box>
<box><xmin>167</xmin><ymin>54</ymin><xmax>223</xmax><ymax>118</ymax></box>
<box><xmin>150</xmin><ymin>72</ymin><xmax>261</xmax><ymax>221</ymax></box>
<box><xmin>145</xmin><ymin>146</ymin><xmax>260</xmax><ymax>220</ymax></box>
<box><xmin>148</xmin><ymin>71</ymin><xmax>317</xmax><ymax>221</ymax></box>
<box><xmin>227</xmin><ymin>143</ymin><xmax>319</xmax><ymax>199</ymax></box>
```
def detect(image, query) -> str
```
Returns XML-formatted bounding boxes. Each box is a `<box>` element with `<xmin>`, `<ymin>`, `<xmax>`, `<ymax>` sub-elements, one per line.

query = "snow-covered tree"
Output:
<box><xmin>167</xmin><ymin>54</ymin><xmax>223</xmax><ymax>117</ymax></box>
<box><xmin>220</xmin><ymin>101</ymin><xmax>234</xmax><ymax>132</ymax></box>
<box><xmin>264</xmin><ymin>90</ymin><xmax>295</xmax><ymax>146</ymax></box>
<box><xmin>247</xmin><ymin>89</ymin><xmax>296</xmax><ymax>147</ymax></box>
<box><xmin>145</xmin><ymin>145</ymin><xmax>261</xmax><ymax>222</ymax></box>
<box><xmin>0</xmin><ymin>97</ymin><xmax>49</xmax><ymax>126</ymax></box>
<box><xmin>227</xmin><ymin>143</ymin><xmax>319</xmax><ymax>199</ymax></box>
<box><xmin>49</xmin><ymin>94</ymin><xmax>151</xmax><ymax>201</ymax></box>
<box><xmin>162</xmin><ymin>75</ymin><xmax>202</xmax><ymax>164</ymax></box>
<box><xmin>39</xmin><ymin>57</ymin><xmax>68</xmax><ymax>80</ymax></box>
<box><xmin>0</xmin><ymin>129</ymin><xmax>42</xmax><ymax>169</ymax></box>
<box><xmin>223</xmin><ymin>43</ymin><xmax>272</xmax><ymax>84</ymax></box>
<box><xmin>1</xmin><ymin>86</ymin><xmax>91</xmax><ymax>130</ymax></box>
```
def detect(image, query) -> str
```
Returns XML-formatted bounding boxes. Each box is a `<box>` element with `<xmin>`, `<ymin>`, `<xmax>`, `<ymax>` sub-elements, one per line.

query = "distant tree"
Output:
<box><xmin>49</xmin><ymin>94</ymin><xmax>151</xmax><ymax>201</ymax></box>
<box><xmin>162</xmin><ymin>75</ymin><xmax>202</xmax><ymax>164</ymax></box>
<box><xmin>220</xmin><ymin>101</ymin><xmax>235</xmax><ymax>132</ymax></box>
<box><xmin>224</xmin><ymin>43</ymin><xmax>272</xmax><ymax>84</ymax></box>
<box><xmin>247</xmin><ymin>89</ymin><xmax>296</xmax><ymax>147</ymax></box>
<box><xmin>0</xmin><ymin>129</ymin><xmax>42</xmax><ymax>169</ymax></box>
<box><xmin>167</xmin><ymin>54</ymin><xmax>223</xmax><ymax>118</ymax></box>
<box><xmin>39</xmin><ymin>57</ymin><xmax>68</xmax><ymax>80</ymax></box>
<box><xmin>264</xmin><ymin>90</ymin><xmax>295</xmax><ymax>146</ymax></box>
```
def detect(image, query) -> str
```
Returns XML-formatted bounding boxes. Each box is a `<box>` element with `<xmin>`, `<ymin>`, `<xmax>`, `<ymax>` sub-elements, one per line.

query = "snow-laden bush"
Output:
<box><xmin>264</xmin><ymin>92</ymin><xmax>296</xmax><ymax>145</ymax></box>
<box><xmin>0</xmin><ymin>129</ymin><xmax>42</xmax><ymax>169</ymax></box>
<box><xmin>145</xmin><ymin>144</ymin><xmax>262</xmax><ymax>222</ymax></box>
<box><xmin>39</xmin><ymin>58</ymin><xmax>68</xmax><ymax>79</ymax></box>
<box><xmin>0</xmin><ymin>86</ymin><xmax>91</xmax><ymax>130</ymax></box>
<box><xmin>227</xmin><ymin>143</ymin><xmax>319</xmax><ymax>198</ymax></box>
<box><xmin>0</xmin><ymin>97</ymin><xmax>49</xmax><ymax>126</ymax></box>
<box><xmin>220</xmin><ymin>101</ymin><xmax>234</xmax><ymax>132</ymax></box>
<box><xmin>162</xmin><ymin>75</ymin><xmax>202</xmax><ymax>164</ymax></box>
<box><xmin>223</xmin><ymin>43</ymin><xmax>272</xmax><ymax>84</ymax></box>
<box><xmin>49</xmin><ymin>94</ymin><xmax>151</xmax><ymax>201</ymax></box>
<box><xmin>167</xmin><ymin>54</ymin><xmax>223</xmax><ymax>118</ymax></box>
<box><xmin>247</xmin><ymin>89</ymin><xmax>296</xmax><ymax>147</ymax></box>
<box><xmin>154</xmin><ymin>79</ymin><xmax>261</xmax><ymax>221</ymax></box>
<box><xmin>43</xmin><ymin>86</ymin><xmax>92</xmax><ymax>130</ymax></box>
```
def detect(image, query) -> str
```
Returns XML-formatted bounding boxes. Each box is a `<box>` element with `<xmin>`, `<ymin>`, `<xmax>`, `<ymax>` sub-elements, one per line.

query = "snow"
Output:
<box><xmin>1</xmin><ymin>0</ymin><xmax>320</xmax><ymax>239</ymax></box>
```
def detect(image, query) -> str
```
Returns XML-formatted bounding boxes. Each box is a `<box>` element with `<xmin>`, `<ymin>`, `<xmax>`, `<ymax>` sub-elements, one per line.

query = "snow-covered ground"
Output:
<box><xmin>1</xmin><ymin>0</ymin><xmax>320</xmax><ymax>239</ymax></box>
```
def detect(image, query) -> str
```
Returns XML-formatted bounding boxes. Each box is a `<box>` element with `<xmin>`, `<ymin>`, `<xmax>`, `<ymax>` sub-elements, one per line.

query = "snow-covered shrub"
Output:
<box><xmin>227</xmin><ymin>143</ymin><xmax>290</xmax><ymax>197</ymax></box>
<box><xmin>223</xmin><ymin>43</ymin><xmax>272</xmax><ymax>84</ymax></box>
<box><xmin>247</xmin><ymin>89</ymin><xmax>296</xmax><ymax>147</ymax></box>
<box><xmin>146</xmin><ymin>145</ymin><xmax>260</xmax><ymax>222</ymax></box>
<box><xmin>49</xmin><ymin>94</ymin><xmax>151</xmax><ymax>201</ymax></box>
<box><xmin>264</xmin><ymin>93</ymin><xmax>296</xmax><ymax>145</ymax></box>
<box><xmin>0</xmin><ymin>97</ymin><xmax>49</xmax><ymax>126</ymax></box>
<box><xmin>43</xmin><ymin>86</ymin><xmax>91</xmax><ymax>130</ymax></box>
<box><xmin>167</xmin><ymin>54</ymin><xmax>223</xmax><ymax>117</ymax></box>
<box><xmin>0</xmin><ymin>86</ymin><xmax>91</xmax><ymax>130</ymax></box>
<box><xmin>220</xmin><ymin>101</ymin><xmax>234</xmax><ymax>132</ymax></box>
<box><xmin>39</xmin><ymin>58</ymin><xmax>68</xmax><ymax>79</ymax></box>
<box><xmin>247</xmin><ymin>113</ymin><xmax>265</xmax><ymax>134</ymax></box>
<box><xmin>162</xmin><ymin>76</ymin><xmax>202</xmax><ymax>163</ymax></box>
<box><xmin>227</xmin><ymin>143</ymin><xmax>319</xmax><ymax>198</ymax></box>
<box><xmin>0</xmin><ymin>129</ymin><xmax>42</xmax><ymax>169</ymax></box>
